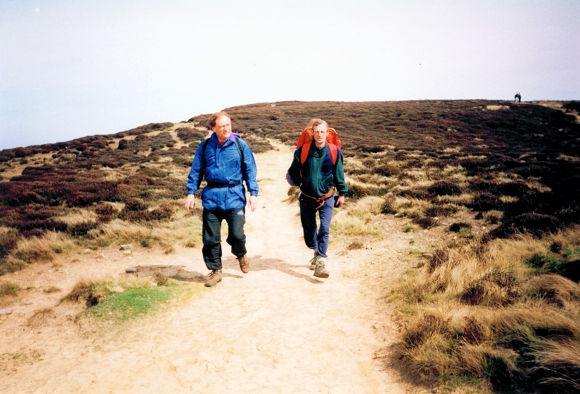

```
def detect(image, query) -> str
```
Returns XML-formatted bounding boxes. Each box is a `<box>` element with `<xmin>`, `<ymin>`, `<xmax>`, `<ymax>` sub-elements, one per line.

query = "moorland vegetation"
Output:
<box><xmin>1</xmin><ymin>100</ymin><xmax>578</xmax><ymax>392</ymax></box>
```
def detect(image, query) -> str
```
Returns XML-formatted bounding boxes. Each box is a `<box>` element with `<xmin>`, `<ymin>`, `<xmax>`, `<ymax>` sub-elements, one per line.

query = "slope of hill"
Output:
<box><xmin>0</xmin><ymin>100</ymin><xmax>579</xmax><ymax>392</ymax></box>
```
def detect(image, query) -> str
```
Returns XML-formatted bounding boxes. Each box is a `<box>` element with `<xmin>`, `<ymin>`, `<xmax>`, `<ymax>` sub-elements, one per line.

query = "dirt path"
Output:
<box><xmin>1</xmin><ymin>142</ymin><xmax>418</xmax><ymax>393</ymax></box>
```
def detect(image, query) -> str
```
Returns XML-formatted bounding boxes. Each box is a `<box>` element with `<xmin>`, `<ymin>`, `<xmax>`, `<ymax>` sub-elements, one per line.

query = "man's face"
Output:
<box><xmin>312</xmin><ymin>123</ymin><xmax>328</xmax><ymax>147</ymax></box>
<box><xmin>212</xmin><ymin>115</ymin><xmax>232</xmax><ymax>143</ymax></box>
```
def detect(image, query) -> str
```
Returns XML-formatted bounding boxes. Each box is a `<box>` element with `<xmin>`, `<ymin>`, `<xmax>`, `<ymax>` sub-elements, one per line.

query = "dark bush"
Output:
<box><xmin>413</xmin><ymin>216</ymin><xmax>435</xmax><ymax>229</ymax></box>
<box><xmin>375</xmin><ymin>164</ymin><xmax>401</xmax><ymax>177</ymax></box>
<box><xmin>68</xmin><ymin>221</ymin><xmax>98</xmax><ymax>237</ymax></box>
<box><xmin>492</xmin><ymin>213</ymin><xmax>561</xmax><ymax>238</ymax></box>
<box><xmin>94</xmin><ymin>203</ymin><xmax>116</xmax><ymax>222</ymax></box>
<box><xmin>425</xmin><ymin>204</ymin><xmax>458</xmax><ymax>217</ymax></box>
<box><xmin>124</xmin><ymin>198</ymin><xmax>148</xmax><ymax>211</ymax></box>
<box><xmin>381</xmin><ymin>195</ymin><xmax>396</xmax><ymax>214</ymax></box>
<box><xmin>562</xmin><ymin>101</ymin><xmax>580</xmax><ymax>112</ymax></box>
<box><xmin>428</xmin><ymin>248</ymin><xmax>449</xmax><ymax>272</ymax></box>
<box><xmin>449</xmin><ymin>222</ymin><xmax>472</xmax><ymax>232</ymax></box>
<box><xmin>428</xmin><ymin>181</ymin><xmax>461</xmax><ymax>196</ymax></box>
<box><xmin>118</xmin><ymin>139</ymin><xmax>129</xmax><ymax>150</ymax></box>
<box><xmin>496</xmin><ymin>182</ymin><xmax>529</xmax><ymax>197</ymax></box>
<box><xmin>146</xmin><ymin>204</ymin><xmax>174</xmax><ymax>221</ymax></box>
<box><xmin>0</xmin><ymin>231</ymin><xmax>19</xmax><ymax>259</ymax></box>
<box><xmin>469</xmin><ymin>192</ymin><xmax>503</xmax><ymax>212</ymax></box>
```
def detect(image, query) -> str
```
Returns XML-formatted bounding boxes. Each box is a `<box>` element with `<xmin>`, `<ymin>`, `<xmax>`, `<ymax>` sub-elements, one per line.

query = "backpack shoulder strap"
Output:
<box><xmin>299</xmin><ymin>143</ymin><xmax>311</xmax><ymax>164</ymax></box>
<box><xmin>327</xmin><ymin>143</ymin><xmax>338</xmax><ymax>165</ymax></box>
<box><xmin>201</xmin><ymin>137</ymin><xmax>211</xmax><ymax>171</ymax></box>
<box><xmin>234</xmin><ymin>135</ymin><xmax>246</xmax><ymax>176</ymax></box>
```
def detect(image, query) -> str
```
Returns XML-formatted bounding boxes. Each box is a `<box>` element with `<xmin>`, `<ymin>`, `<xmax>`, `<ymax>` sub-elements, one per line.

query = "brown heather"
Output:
<box><xmin>0</xmin><ymin>100</ymin><xmax>578</xmax><ymax>392</ymax></box>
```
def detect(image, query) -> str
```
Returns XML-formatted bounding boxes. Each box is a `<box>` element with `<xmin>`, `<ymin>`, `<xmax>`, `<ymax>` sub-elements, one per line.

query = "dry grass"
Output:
<box><xmin>387</xmin><ymin>227</ymin><xmax>580</xmax><ymax>392</ymax></box>
<box><xmin>13</xmin><ymin>232</ymin><xmax>75</xmax><ymax>264</ymax></box>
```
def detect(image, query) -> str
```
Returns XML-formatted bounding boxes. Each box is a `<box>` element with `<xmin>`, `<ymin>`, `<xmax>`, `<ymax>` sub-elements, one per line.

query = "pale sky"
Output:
<box><xmin>1</xmin><ymin>0</ymin><xmax>578</xmax><ymax>150</ymax></box>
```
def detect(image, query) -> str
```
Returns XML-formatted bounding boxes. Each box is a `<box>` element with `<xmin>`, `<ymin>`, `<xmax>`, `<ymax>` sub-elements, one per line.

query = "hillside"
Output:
<box><xmin>1</xmin><ymin>100</ymin><xmax>579</xmax><ymax>392</ymax></box>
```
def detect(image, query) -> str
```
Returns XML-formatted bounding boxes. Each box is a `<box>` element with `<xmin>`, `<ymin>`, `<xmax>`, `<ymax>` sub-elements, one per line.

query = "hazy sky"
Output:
<box><xmin>1</xmin><ymin>0</ymin><xmax>579</xmax><ymax>150</ymax></box>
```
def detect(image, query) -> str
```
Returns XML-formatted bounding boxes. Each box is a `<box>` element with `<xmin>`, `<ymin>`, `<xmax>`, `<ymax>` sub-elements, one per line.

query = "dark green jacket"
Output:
<box><xmin>287</xmin><ymin>143</ymin><xmax>348</xmax><ymax>198</ymax></box>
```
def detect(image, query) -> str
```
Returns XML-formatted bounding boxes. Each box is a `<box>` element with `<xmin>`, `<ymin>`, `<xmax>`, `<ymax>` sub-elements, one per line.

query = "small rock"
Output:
<box><xmin>119</xmin><ymin>244</ymin><xmax>132</xmax><ymax>251</ymax></box>
<box><xmin>0</xmin><ymin>308</ymin><xmax>13</xmax><ymax>315</ymax></box>
<box><xmin>125</xmin><ymin>267</ymin><xmax>138</xmax><ymax>273</ymax></box>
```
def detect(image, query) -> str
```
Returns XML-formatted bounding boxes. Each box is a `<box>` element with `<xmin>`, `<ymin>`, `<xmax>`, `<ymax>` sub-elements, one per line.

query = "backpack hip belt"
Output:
<box><xmin>300</xmin><ymin>187</ymin><xmax>335</xmax><ymax>209</ymax></box>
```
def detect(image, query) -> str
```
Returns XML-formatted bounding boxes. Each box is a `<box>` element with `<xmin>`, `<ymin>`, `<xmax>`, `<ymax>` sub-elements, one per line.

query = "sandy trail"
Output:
<box><xmin>1</xmin><ymin>142</ymin><xmax>413</xmax><ymax>393</ymax></box>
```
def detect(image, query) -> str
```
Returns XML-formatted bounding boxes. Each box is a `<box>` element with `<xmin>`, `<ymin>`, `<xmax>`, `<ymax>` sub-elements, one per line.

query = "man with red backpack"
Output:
<box><xmin>287</xmin><ymin>118</ymin><xmax>347</xmax><ymax>278</ymax></box>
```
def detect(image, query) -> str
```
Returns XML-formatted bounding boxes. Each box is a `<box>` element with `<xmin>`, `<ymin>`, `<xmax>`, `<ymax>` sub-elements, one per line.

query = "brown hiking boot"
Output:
<box><xmin>238</xmin><ymin>255</ymin><xmax>250</xmax><ymax>273</ymax></box>
<box><xmin>313</xmin><ymin>261</ymin><xmax>330</xmax><ymax>278</ymax></box>
<box><xmin>204</xmin><ymin>269</ymin><xmax>222</xmax><ymax>287</ymax></box>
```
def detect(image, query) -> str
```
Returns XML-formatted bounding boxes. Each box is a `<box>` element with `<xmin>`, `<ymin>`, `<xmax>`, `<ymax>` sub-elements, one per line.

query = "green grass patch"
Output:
<box><xmin>82</xmin><ymin>286</ymin><xmax>172</xmax><ymax>322</ymax></box>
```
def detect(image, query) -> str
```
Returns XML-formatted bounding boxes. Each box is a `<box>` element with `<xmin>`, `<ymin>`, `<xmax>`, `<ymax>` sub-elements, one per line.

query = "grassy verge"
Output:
<box><xmin>386</xmin><ymin>227</ymin><xmax>580</xmax><ymax>393</ymax></box>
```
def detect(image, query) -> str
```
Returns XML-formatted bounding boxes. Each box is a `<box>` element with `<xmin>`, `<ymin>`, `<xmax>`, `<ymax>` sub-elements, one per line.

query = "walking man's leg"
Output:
<box><xmin>313</xmin><ymin>197</ymin><xmax>334</xmax><ymax>278</ymax></box>
<box><xmin>225</xmin><ymin>209</ymin><xmax>249</xmax><ymax>273</ymax></box>
<box><xmin>202</xmin><ymin>209</ymin><xmax>223</xmax><ymax>286</ymax></box>
<box><xmin>299</xmin><ymin>196</ymin><xmax>318</xmax><ymax>253</ymax></box>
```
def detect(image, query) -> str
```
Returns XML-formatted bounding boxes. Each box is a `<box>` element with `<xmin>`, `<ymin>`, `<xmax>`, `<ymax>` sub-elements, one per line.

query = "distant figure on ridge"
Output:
<box><xmin>184</xmin><ymin>111</ymin><xmax>259</xmax><ymax>287</ymax></box>
<box><xmin>514</xmin><ymin>92</ymin><xmax>522</xmax><ymax>103</ymax></box>
<box><xmin>286</xmin><ymin>118</ymin><xmax>348</xmax><ymax>279</ymax></box>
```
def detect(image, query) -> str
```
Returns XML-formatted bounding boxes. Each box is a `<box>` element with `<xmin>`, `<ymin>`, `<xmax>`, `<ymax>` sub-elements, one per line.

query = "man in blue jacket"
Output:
<box><xmin>185</xmin><ymin>111</ymin><xmax>259</xmax><ymax>287</ymax></box>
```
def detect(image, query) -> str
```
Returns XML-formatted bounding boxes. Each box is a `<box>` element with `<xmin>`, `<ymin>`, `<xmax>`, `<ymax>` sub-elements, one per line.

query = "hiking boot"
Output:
<box><xmin>238</xmin><ymin>255</ymin><xmax>250</xmax><ymax>274</ymax></box>
<box><xmin>313</xmin><ymin>261</ymin><xmax>330</xmax><ymax>278</ymax></box>
<box><xmin>309</xmin><ymin>254</ymin><xmax>319</xmax><ymax>270</ymax></box>
<box><xmin>204</xmin><ymin>269</ymin><xmax>222</xmax><ymax>287</ymax></box>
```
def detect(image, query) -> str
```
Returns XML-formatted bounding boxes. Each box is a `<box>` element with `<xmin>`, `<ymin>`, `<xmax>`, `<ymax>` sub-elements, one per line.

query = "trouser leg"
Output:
<box><xmin>316</xmin><ymin>196</ymin><xmax>335</xmax><ymax>258</ymax></box>
<box><xmin>299</xmin><ymin>195</ymin><xmax>319</xmax><ymax>253</ymax></box>
<box><xmin>225</xmin><ymin>208</ymin><xmax>247</xmax><ymax>258</ymax></box>
<box><xmin>202</xmin><ymin>209</ymin><xmax>223</xmax><ymax>270</ymax></box>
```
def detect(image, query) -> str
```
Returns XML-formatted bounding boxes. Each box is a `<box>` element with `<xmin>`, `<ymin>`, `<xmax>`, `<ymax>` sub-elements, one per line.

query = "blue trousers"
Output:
<box><xmin>202</xmin><ymin>209</ymin><xmax>246</xmax><ymax>270</ymax></box>
<box><xmin>299</xmin><ymin>194</ymin><xmax>335</xmax><ymax>258</ymax></box>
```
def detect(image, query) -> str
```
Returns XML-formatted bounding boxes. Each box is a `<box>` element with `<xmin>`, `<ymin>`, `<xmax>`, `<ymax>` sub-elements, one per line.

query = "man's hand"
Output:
<box><xmin>249</xmin><ymin>195</ymin><xmax>258</xmax><ymax>212</ymax></box>
<box><xmin>185</xmin><ymin>194</ymin><xmax>195</xmax><ymax>211</ymax></box>
<box><xmin>335</xmin><ymin>195</ymin><xmax>346</xmax><ymax>208</ymax></box>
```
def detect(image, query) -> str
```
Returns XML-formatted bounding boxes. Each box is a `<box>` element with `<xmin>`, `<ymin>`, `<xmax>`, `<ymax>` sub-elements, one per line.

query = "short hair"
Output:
<box><xmin>209</xmin><ymin>111</ymin><xmax>231</xmax><ymax>128</ymax></box>
<box><xmin>308</xmin><ymin>118</ymin><xmax>328</xmax><ymax>129</ymax></box>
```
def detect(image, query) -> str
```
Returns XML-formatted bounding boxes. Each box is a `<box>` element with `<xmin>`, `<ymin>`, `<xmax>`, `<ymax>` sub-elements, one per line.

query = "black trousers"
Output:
<box><xmin>202</xmin><ymin>208</ymin><xmax>246</xmax><ymax>270</ymax></box>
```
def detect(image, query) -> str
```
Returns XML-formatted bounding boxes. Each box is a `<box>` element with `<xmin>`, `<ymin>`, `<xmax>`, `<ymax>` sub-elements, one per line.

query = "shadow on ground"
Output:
<box><xmin>125</xmin><ymin>254</ymin><xmax>323</xmax><ymax>284</ymax></box>
<box><xmin>223</xmin><ymin>255</ymin><xmax>323</xmax><ymax>283</ymax></box>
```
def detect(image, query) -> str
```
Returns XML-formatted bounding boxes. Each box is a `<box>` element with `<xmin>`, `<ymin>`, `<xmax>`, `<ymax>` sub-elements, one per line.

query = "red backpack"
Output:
<box><xmin>296</xmin><ymin>127</ymin><xmax>342</xmax><ymax>165</ymax></box>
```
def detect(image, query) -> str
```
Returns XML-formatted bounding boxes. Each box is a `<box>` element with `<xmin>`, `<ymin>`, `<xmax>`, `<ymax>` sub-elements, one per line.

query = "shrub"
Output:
<box><xmin>381</xmin><ymin>195</ymin><xmax>396</xmax><ymax>214</ymax></box>
<box><xmin>94</xmin><ymin>203</ymin><xmax>116</xmax><ymax>223</ymax></box>
<box><xmin>460</xmin><ymin>270</ymin><xmax>520</xmax><ymax>306</ymax></box>
<box><xmin>124</xmin><ymin>198</ymin><xmax>148</xmax><ymax>211</ymax></box>
<box><xmin>0</xmin><ymin>231</ymin><xmax>19</xmax><ymax>259</ymax></box>
<box><xmin>449</xmin><ymin>222</ymin><xmax>472</xmax><ymax>232</ymax></box>
<box><xmin>414</xmin><ymin>216</ymin><xmax>435</xmax><ymax>229</ymax></box>
<box><xmin>428</xmin><ymin>248</ymin><xmax>449</xmax><ymax>272</ymax></box>
<box><xmin>0</xmin><ymin>281</ymin><xmax>20</xmax><ymax>297</ymax></box>
<box><xmin>428</xmin><ymin>181</ymin><xmax>461</xmax><ymax>196</ymax></box>
<box><xmin>425</xmin><ymin>204</ymin><xmax>458</xmax><ymax>217</ymax></box>
<box><xmin>68</xmin><ymin>221</ymin><xmax>98</xmax><ymax>237</ymax></box>
<box><xmin>146</xmin><ymin>204</ymin><xmax>174</xmax><ymax>221</ymax></box>
<box><xmin>375</xmin><ymin>163</ymin><xmax>401</xmax><ymax>176</ymax></box>
<box><xmin>492</xmin><ymin>213</ymin><xmax>560</xmax><ymax>238</ymax></box>
<box><xmin>63</xmin><ymin>279</ymin><xmax>110</xmax><ymax>307</ymax></box>
<box><xmin>469</xmin><ymin>192</ymin><xmax>503</xmax><ymax>212</ymax></box>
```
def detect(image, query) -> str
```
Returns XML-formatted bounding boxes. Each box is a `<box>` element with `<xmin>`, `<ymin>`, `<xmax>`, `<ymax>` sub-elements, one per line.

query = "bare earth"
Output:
<box><xmin>1</xmin><ymin>143</ymin><xmax>430</xmax><ymax>393</ymax></box>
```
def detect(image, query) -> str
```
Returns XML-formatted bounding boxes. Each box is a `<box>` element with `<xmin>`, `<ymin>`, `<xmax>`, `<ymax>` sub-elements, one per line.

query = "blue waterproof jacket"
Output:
<box><xmin>186</xmin><ymin>133</ymin><xmax>258</xmax><ymax>211</ymax></box>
